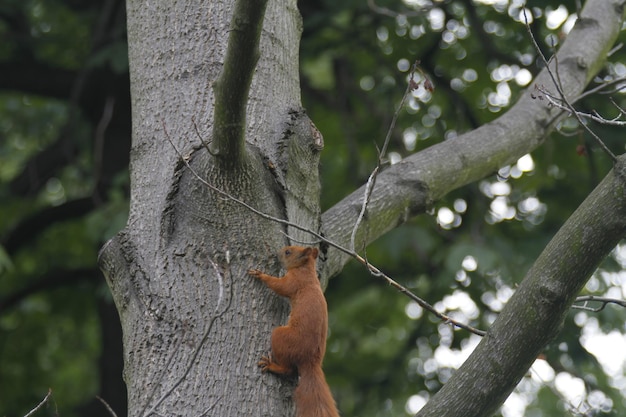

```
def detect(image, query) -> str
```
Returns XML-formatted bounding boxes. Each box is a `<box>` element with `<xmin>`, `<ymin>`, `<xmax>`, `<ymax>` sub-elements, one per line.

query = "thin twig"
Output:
<box><xmin>24</xmin><ymin>389</ymin><xmax>52</xmax><ymax>417</ymax></box>
<box><xmin>575</xmin><ymin>76</ymin><xmax>626</xmax><ymax>101</ymax></box>
<box><xmin>536</xmin><ymin>86</ymin><xmax>626</xmax><ymax>127</ymax></box>
<box><xmin>163</xmin><ymin>122</ymin><xmax>486</xmax><ymax>337</ymax></box>
<box><xmin>350</xmin><ymin>62</ymin><xmax>423</xmax><ymax>252</ymax></box>
<box><xmin>572</xmin><ymin>295</ymin><xmax>626</xmax><ymax>312</ymax></box>
<box><xmin>522</xmin><ymin>10</ymin><xmax>617</xmax><ymax>162</ymax></box>
<box><xmin>191</xmin><ymin>115</ymin><xmax>213</xmax><ymax>155</ymax></box>
<box><xmin>96</xmin><ymin>396</ymin><xmax>119</xmax><ymax>417</ymax></box>
<box><xmin>606</xmin><ymin>42</ymin><xmax>623</xmax><ymax>58</ymax></box>
<box><xmin>610</xmin><ymin>97</ymin><xmax>626</xmax><ymax>117</ymax></box>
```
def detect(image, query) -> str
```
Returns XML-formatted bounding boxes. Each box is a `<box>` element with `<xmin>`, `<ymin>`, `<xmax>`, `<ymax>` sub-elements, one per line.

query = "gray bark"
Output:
<box><xmin>99</xmin><ymin>1</ymin><xmax>318</xmax><ymax>416</ymax></box>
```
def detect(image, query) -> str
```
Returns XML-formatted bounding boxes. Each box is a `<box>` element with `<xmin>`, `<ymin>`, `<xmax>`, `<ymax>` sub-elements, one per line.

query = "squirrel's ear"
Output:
<box><xmin>310</xmin><ymin>248</ymin><xmax>319</xmax><ymax>259</ymax></box>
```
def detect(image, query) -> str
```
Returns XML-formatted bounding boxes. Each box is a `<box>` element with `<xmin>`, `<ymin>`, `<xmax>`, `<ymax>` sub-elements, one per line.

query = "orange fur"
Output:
<box><xmin>249</xmin><ymin>246</ymin><xmax>339</xmax><ymax>417</ymax></box>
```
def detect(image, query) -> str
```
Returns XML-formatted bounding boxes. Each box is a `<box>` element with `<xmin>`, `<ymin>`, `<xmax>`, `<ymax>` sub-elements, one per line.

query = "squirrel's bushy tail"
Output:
<box><xmin>295</xmin><ymin>364</ymin><xmax>339</xmax><ymax>417</ymax></box>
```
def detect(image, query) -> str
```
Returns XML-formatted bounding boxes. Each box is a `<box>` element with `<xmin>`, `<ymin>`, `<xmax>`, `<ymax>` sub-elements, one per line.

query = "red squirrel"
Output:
<box><xmin>249</xmin><ymin>246</ymin><xmax>339</xmax><ymax>417</ymax></box>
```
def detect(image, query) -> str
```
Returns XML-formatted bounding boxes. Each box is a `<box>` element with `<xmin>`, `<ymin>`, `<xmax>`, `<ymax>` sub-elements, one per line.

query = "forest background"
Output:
<box><xmin>2</xmin><ymin>0</ymin><xmax>626</xmax><ymax>416</ymax></box>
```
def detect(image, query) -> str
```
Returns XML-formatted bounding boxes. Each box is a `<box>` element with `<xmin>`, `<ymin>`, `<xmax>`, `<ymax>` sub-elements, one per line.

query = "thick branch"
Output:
<box><xmin>0</xmin><ymin>268</ymin><xmax>99</xmax><ymax>312</ymax></box>
<box><xmin>209</xmin><ymin>0</ymin><xmax>269</xmax><ymax>163</ymax></box>
<box><xmin>416</xmin><ymin>155</ymin><xmax>626</xmax><ymax>416</ymax></box>
<box><xmin>2</xmin><ymin>197</ymin><xmax>97</xmax><ymax>255</ymax></box>
<box><xmin>321</xmin><ymin>0</ymin><xmax>626</xmax><ymax>278</ymax></box>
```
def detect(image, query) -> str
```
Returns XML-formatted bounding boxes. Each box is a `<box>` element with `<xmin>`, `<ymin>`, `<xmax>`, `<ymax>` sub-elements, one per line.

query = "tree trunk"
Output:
<box><xmin>99</xmin><ymin>0</ymin><xmax>626</xmax><ymax>416</ymax></box>
<box><xmin>99</xmin><ymin>0</ymin><xmax>319</xmax><ymax>416</ymax></box>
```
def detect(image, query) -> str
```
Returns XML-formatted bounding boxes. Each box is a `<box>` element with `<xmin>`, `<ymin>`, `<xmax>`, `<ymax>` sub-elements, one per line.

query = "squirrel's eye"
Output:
<box><xmin>285</xmin><ymin>250</ymin><xmax>291</xmax><ymax>256</ymax></box>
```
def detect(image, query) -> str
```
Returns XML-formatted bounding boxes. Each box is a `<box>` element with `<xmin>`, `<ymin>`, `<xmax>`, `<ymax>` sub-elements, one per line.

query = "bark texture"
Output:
<box><xmin>99</xmin><ymin>1</ymin><xmax>320</xmax><ymax>416</ymax></box>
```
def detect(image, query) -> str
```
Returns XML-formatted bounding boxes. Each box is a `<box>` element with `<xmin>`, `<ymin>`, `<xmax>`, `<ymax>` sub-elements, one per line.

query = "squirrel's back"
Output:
<box><xmin>251</xmin><ymin>246</ymin><xmax>339</xmax><ymax>417</ymax></box>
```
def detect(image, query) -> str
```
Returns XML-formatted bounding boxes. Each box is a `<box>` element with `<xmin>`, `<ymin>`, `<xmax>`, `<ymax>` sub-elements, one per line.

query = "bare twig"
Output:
<box><xmin>536</xmin><ymin>85</ymin><xmax>626</xmax><ymax>127</ymax></box>
<box><xmin>96</xmin><ymin>396</ymin><xmax>119</xmax><ymax>417</ymax></box>
<box><xmin>24</xmin><ymin>389</ymin><xmax>52</xmax><ymax>417</ymax></box>
<box><xmin>607</xmin><ymin>42</ymin><xmax>623</xmax><ymax>58</ymax></box>
<box><xmin>610</xmin><ymin>97</ymin><xmax>626</xmax><ymax>117</ymax></box>
<box><xmin>191</xmin><ymin>115</ymin><xmax>213</xmax><ymax>154</ymax></box>
<box><xmin>163</xmin><ymin>122</ymin><xmax>485</xmax><ymax>337</ymax></box>
<box><xmin>575</xmin><ymin>76</ymin><xmax>626</xmax><ymax>101</ymax></box>
<box><xmin>350</xmin><ymin>62</ymin><xmax>426</xmax><ymax>252</ymax></box>
<box><xmin>572</xmin><ymin>295</ymin><xmax>626</xmax><ymax>312</ymax></box>
<box><xmin>522</xmin><ymin>10</ymin><xmax>617</xmax><ymax>162</ymax></box>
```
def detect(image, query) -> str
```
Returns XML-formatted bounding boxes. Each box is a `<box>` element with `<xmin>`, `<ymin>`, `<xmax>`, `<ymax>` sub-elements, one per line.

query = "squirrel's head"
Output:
<box><xmin>279</xmin><ymin>246</ymin><xmax>318</xmax><ymax>268</ymax></box>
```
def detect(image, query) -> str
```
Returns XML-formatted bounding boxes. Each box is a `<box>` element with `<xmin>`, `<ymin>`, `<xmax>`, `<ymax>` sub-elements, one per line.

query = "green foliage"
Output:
<box><xmin>0</xmin><ymin>1</ymin><xmax>129</xmax><ymax>415</ymax></box>
<box><xmin>24</xmin><ymin>0</ymin><xmax>93</xmax><ymax>69</ymax></box>
<box><xmin>0</xmin><ymin>93</ymin><xmax>68</xmax><ymax>183</ymax></box>
<box><xmin>300</xmin><ymin>0</ymin><xmax>626</xmax><ymax>416</ymax></box>
<box><xmin>2</xmin><ymin>0</ymin><xmax>626</xmax><ymax>416</ymax></box>
<box><xmin>0</xmin><ymin>287</ymin><xmax>100</xmax><ymax>416</ymax></box>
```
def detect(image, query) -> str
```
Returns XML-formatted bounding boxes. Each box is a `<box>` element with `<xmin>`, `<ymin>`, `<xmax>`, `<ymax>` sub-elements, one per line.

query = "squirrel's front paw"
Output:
<box><xmin>258</xmin><ymin>354</ymin><xmax>272</xmax><ymax>372</ymax></box>
<box><xmin>248</xmin><ymin>269</ymin><xmax>262</xmax><ymax>278</ymax></box>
